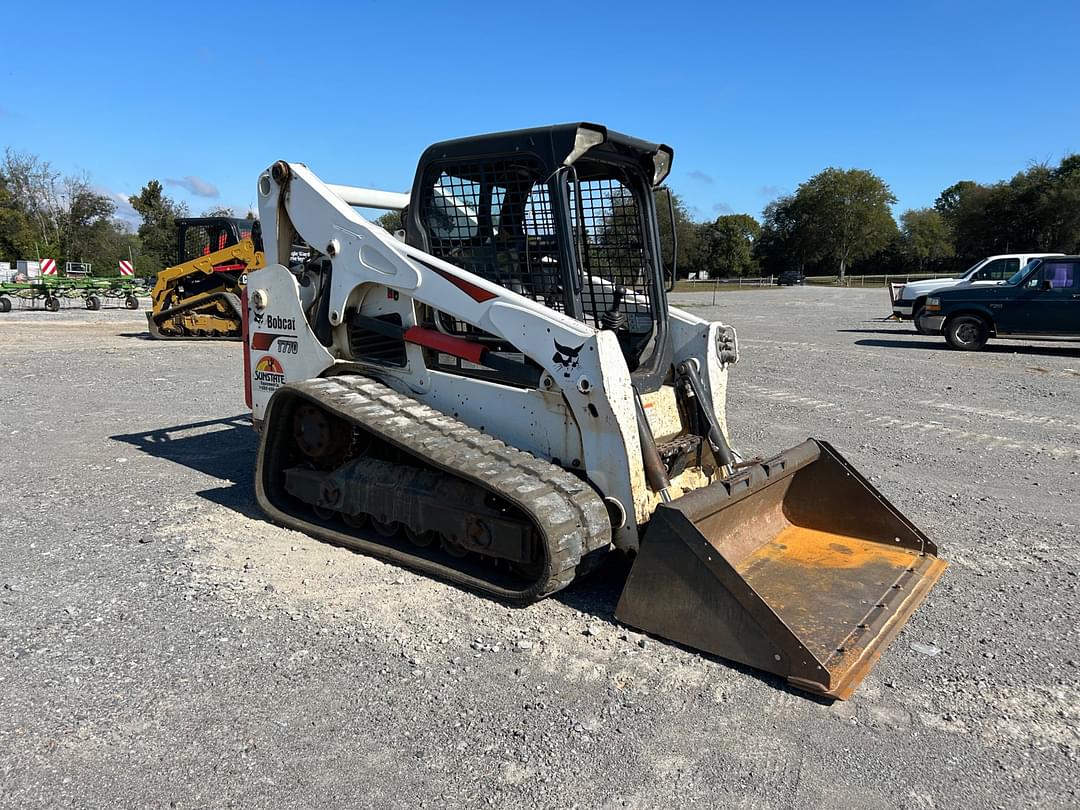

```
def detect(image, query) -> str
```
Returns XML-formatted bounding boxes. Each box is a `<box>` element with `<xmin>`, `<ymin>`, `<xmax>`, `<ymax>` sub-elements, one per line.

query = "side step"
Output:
<box><xmin>615</xmin><ymin>439</ymin><xmax>947</xmax><ymax>699</ymax></box>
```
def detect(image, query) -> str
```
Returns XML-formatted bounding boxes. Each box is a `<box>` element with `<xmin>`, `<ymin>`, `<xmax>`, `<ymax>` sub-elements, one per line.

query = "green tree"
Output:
<box><xmin>374</xmin><ymin>210</ymin><xmax>403</xmax><ymax>232</ymax></box>
<box><xmin>201</xmin><ymin>206</ymin><xmax>235</xmax><ymax>218</ymax></box>
<box><xmin>130</xmin><ymin>180</ymin><xmax>188</xmax><ymax>270</ymax></box>
<box><xmin>695</xmin><ymin>214</ymin><xmax>760</xmax><ymax>277</ymax></box>
<box><xmin>60</xmin><ymin>175</ymin><xmax>116</xmax><ymax>265</ymax></box>
<box><xmin>2</xmin><ymin>149</ymin><xmax>64</xmax><ymax>256</ymax></box>
<box><xmin>899</xmin><ymin>208</ymin><xmax>954</xmax><ymax>269</ymax></box>
<box><xmin>0</xmin><ymin>173</ymin><xmax>35</xmax><ymax>261</ymax></box>
<box><xmin>755</xmin><ymin>195</ymin><xmax>815</xmax><ymax>276</ymax></box>
<box><xmin>1044</xmin><ymin>154</ymin><xmax>1080</xmax><ymax>253</ymax></box>
<box><xmin>653</xmin><ymin>187</ymin><xmax>697</xmax><ymax>278</ymax></box>
<box><xmin>932</xmin><ymin>156</ymin><xmax>1080</xmax><ymax>260</ymax></box>
<box><xmin>1</xmin><ymin>151</ymin><xmax>127</xmax><ymax>272</ymax></box>
<box><xmin>793</xmin><ymin>168</ymin><xmax>897</xmax><ymax>281</ymax></box>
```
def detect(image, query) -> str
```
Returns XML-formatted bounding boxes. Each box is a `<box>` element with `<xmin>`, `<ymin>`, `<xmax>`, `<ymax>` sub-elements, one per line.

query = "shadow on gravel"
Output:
<box><xmin>110</xmin><ymin>415</ymin><xmax>261</xmax><ymax>518</ymax></box>
<box><xmin>854</xmin><ymin>338</ymin><xmax>1080</xmax><ymax>357</ymax></box>
<box><xmin>118</xmin><ymin>332</ymin><xmax>240</xmax><ymax>342</ymax></box>
<box><xmin>838</xmin><ymin>328</ymin><xmax>919</xmax><ymax>335</ymax></box>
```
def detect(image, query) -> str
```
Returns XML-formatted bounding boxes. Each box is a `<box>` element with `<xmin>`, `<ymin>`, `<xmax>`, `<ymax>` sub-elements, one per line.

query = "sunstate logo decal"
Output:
<box><xmin>253</xmin><ymin>355</ymin><xmax>285</xmax><ymax>392</ymax></box>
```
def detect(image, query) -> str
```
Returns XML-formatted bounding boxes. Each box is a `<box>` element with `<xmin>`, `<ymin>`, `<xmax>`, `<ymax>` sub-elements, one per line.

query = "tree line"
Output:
<box><xmin>0</xmin><ymin>148</ymin><xmax>236</xmax><ymax>277</ymax></box>
<box><xmin>4</xmin><ymin>144</ymin><xmax>1079</xmax><ymax>281</ymax></box>
<box><xmin>660</xmin><ymin>153</ymin><xmax>1080</xmax><ymax>281</ymax></box>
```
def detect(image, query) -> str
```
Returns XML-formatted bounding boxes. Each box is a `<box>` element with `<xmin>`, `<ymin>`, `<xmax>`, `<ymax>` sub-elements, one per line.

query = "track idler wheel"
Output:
<box><xmin>293</xmin><ymin>403</ymin><xmax>351</xmax><ymax>464</ymax></box>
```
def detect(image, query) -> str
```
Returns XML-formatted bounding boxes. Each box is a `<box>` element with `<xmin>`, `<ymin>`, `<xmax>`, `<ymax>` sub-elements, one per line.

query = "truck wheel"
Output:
<box><xmin>45</xmin><ymin>296</ymin><xmax>60</xmax><ymax>312</ymax></box>
<box><xmin>0</xmin><ymin>296</ymin><xmax>10</xmax><ymax>313</ymax></box>
<box><xmin>912</xmin><ymin>304</ymin><xmax>929</xmax><ymax>335</ymax></box>
<box><xmin>124</xmin><ymin>295</ymin><xmax>139</xmax><ymax>310</ymax></box>
<box><xmin>944</xmin><ymin>315</ymin><xmax>989</xmax><ymax>351</ymax></box>
<box><xmin>86</xmin><ymin>295</ymin><xmax>101</xmax><ymax>311</ymax></box>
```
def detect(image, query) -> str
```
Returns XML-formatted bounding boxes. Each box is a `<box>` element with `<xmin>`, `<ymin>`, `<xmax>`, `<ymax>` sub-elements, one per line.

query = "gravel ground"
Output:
<box><xmin>0</xmin><ymin>288</ymin><xmax>1077</xmax><ymax>809</ymax></box>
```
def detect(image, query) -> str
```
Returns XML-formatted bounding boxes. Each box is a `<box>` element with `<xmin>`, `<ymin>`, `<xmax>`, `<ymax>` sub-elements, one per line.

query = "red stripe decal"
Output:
<box><xmin>403</xmin><ymin>326</ymin><xmax>486</xmax><ymax>365</ymax></box>
<box><xmin>417</xmin><ymin>259</ymin><xmax>498</xmax><ymax>303</ymax></box>
<box><xmin>242</xmin><ymin>296</ymin><xmax>252</xmax><ymax>409</ymax></box>
<box><xmin>251</xmin><ymin>332</ymin><xmax>281</xmax><ymax>351</ymax></box>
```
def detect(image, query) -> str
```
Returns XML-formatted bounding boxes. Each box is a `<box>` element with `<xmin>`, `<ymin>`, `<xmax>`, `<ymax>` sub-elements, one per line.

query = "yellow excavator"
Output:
<box><xmin>146</xmin><ymin>217</ymin><xmax>264</xmax><ymax>339</ymax></box>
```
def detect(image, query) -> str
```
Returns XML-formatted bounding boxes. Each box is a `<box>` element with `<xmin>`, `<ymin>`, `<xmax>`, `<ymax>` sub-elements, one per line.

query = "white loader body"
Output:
<box><xmin>246</xmin><ymin>162</ymin><xmax>734</xmax><ymax>550</ymax></box>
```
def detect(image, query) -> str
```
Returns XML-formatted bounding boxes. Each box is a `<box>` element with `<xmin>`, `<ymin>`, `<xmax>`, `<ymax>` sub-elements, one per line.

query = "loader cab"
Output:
<box><xmin>406</xmin><ymin>123</ymin><xmax>674</xmax><ymax>390</ymax></box>
<box><xmin>176</xmin><ymin>217</ymin><xmax>262</xmax><ymax>265</ymax></box>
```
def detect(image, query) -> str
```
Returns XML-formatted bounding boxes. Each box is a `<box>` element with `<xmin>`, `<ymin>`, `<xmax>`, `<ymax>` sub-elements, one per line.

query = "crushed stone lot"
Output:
<box><xmin>0</xmin><ymin>287</ymin><xmax>1077</xmax><ymax>809</ymax></box>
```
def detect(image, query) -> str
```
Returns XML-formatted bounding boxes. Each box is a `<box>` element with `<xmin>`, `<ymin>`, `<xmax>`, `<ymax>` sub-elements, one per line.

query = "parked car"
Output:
<box><xmin>919</xmin><ymin>256</ymin><xmax>1080</xmax><ymax>350</ymax></box>
<box><xmin>776</xmin><ymin>270</ymin><xmax>805</xmax><ymax>286</ymax></box>
<box><xmin>889</xmin><ymin>253</ymin><xmax>1062</xmax><ymax>333</ymax></box>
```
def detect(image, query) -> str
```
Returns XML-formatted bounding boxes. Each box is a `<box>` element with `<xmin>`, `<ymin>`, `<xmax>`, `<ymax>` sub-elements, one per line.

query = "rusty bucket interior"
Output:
<box><xmin>615</xmin><ymin>439</ymin><xmax>947</xmax><ymax>699</ymax></box>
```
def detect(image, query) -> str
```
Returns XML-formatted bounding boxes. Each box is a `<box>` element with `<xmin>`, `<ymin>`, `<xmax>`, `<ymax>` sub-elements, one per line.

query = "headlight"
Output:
<box><xmin>925</xmin><ymin>296</ymin><xmax>941</xmax><ymax>311</ymax></box>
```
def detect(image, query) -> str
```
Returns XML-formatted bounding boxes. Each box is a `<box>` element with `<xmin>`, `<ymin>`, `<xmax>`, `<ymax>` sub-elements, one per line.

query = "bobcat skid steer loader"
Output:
<box><xmin>243</xmin><ymin>124</ymin><xmax>946</xmax><ymax>699</ymax></box>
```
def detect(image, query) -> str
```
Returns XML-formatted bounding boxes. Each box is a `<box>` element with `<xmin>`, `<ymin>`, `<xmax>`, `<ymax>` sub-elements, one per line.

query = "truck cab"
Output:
<box><xmin>920</xmin><ymin>256</ymin><xmax>1080</xmax><ymax>350</ymax></box>
<box><xmin>890</xmin><ymin>253</ymin><xmax>1063</xmax><ymax>330</ymax></box>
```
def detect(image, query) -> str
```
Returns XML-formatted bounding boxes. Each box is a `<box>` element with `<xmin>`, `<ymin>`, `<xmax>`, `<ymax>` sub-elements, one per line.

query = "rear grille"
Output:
<box><xmin>347</xmin><ymin>313</ymin><xmax>406</xmax><ymax>366</ymax></box>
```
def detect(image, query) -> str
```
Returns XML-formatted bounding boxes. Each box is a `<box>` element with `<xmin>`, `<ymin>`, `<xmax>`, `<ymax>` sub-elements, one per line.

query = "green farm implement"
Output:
<box><xmin>0</xmin><ymin>276</ymin><xmax>148</xmax><ymax>313</ymax></box>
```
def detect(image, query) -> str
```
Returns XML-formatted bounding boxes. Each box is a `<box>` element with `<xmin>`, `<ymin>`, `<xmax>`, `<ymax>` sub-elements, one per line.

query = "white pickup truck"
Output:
<box><xmin>889</xmin><ymin>253</ymin><xmax>1063</xmax><ymax>333</ymax></box>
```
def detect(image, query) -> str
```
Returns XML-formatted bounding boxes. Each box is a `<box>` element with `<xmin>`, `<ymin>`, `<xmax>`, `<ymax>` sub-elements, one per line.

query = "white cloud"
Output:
<box><xmin>165</xmin><ymin>175</ymin><xmax>220</xmax><ymax>198</ymax></box>
<box><xmin>94</xmin><ymin>185</ymin><xmax>140</xmax><ymax>230</ymax></box>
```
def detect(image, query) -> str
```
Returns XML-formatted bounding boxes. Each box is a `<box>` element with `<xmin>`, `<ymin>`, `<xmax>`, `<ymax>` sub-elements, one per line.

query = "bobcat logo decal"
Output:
<box><xmin>252</xmin><ymin>308</ymin><xmax>264</xmax><ymax>326</ymax></box>
<box><xmin>552</xmin><ymin>340</ymin><xmax>584</xmax><ymax>378</ymax></box>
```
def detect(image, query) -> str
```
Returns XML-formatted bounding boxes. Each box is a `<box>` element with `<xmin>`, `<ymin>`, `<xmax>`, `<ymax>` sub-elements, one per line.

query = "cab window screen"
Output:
<box><xmin>181</xmin><ymin>224</ymin><xmax>236</xmax><ymax>263</ymax></box>
<box><xmin>420</xmin><ymin>158</ymin><xmax>566</xmax><ymax>314</ymax></box>
<box><xmin>569</xmin><ymin>176</ymin><xmax>654</xmax><ymax>335</ymax></box>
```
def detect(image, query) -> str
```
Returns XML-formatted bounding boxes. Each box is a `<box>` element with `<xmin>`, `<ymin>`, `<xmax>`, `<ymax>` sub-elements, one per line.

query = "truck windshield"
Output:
<box><xmin>1007</xmin><ymin>259</ymin><xmax>1041</xmax><ymax>286</ymax></box>
<box><xmin>960</xmin><ymin>260</ymin><xmax>983</xmax><ymax>278</ymax></box>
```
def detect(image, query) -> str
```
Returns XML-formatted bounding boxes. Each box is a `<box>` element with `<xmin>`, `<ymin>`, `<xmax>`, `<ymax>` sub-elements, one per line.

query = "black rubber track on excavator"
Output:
<box><xmin>146</xmin><ymin>291</ymin><xmax>243</xmax><ymax>340</ymax></box>
<box><xmin>255</xmin><ymin>375</ymin><xmax>613</xmax><ymax>603</ymax></box>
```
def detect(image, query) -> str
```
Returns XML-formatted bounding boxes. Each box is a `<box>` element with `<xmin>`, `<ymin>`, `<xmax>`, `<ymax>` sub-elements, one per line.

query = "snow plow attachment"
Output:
<box><xmin>615</xmin><ymin>439</ymin><xmax>947</xmax><ymax>699</ymax></box>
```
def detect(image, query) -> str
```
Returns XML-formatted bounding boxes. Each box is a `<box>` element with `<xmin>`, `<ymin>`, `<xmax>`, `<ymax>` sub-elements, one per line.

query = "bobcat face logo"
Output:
<box><xmin>252</xmin><ymin>309</ymin><xmax>264</xmax><ymax>326</ymax></box>
<box><xmin>552</xmin><ymin>340</ymin><xmax>584</xmax><ymax>378</ymax></box>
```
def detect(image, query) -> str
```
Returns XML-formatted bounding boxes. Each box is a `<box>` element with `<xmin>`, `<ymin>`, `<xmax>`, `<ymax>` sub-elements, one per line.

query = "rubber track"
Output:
<box><xmin>147</xmin><ymin>291</ymin><xmax>242</xmax><ymax>341</ymax></box>
<box><xmin>255</xmin><ymin>374</ymin><xmax>613</xmax><ymax>602</ymax></box>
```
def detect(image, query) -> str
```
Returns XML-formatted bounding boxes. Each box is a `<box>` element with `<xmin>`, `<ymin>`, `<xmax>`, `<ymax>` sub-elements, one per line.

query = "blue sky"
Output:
<box><xmin>2</xmin><ymin>1</ymin><xmax>1077</xmax><ymax>227</ymax></box>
